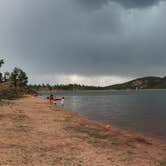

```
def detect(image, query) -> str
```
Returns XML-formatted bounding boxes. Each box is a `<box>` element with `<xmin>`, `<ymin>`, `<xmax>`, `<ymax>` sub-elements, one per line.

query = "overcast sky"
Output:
<box><xmin>0</xmin><ymin>0</ymin><xmax>166</xmax><ymax>86</ymax></box>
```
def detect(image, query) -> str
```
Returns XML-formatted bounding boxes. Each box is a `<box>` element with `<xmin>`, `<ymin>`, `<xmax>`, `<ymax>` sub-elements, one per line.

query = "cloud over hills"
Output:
<box><xmin>0</xmin><ymin>0</ymin><xmax>166</xmax><ymax>85</ymax></box>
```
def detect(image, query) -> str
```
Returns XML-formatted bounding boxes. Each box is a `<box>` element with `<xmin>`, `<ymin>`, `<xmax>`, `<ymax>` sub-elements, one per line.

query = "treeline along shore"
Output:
<box><xmin>29</xmin><ymin>76</ymin><xmax>166</xmax><ymax>92</ymax></box>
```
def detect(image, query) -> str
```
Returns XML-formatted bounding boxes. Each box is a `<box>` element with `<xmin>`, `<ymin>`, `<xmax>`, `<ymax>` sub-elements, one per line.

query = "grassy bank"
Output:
<box><xmin>0</xmin><ymin>81</ymin><xmax>38</xmax><ymax>101</ymax></box>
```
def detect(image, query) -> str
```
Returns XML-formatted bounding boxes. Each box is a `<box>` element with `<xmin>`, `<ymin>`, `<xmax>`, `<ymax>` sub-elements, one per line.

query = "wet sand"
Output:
<box><xmin>0</xmin><ymin>96</ymin><xmax>165</xmax><ymax>166</ymax></box>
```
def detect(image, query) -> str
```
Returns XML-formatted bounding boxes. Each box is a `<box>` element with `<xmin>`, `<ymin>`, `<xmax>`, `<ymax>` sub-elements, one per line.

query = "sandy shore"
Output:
<box><xmin>0</xmin><ymin>96</ymin><xmax>166</xmax><ymax>166</ymax></box>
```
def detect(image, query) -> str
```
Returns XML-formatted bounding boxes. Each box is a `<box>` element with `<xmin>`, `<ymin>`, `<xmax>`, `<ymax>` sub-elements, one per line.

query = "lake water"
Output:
<box><xmin>41</xmin><ymin>90</ymin><xmax>166</xmax><ymax>140</ymax></box>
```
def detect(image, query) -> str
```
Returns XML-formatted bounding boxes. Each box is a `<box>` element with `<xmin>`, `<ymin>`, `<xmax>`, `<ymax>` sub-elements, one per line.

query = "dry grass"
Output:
<box><xmin>157</xmin><ymin>161</ymin><xmax>166</xmax><ymax>166</ymax></box>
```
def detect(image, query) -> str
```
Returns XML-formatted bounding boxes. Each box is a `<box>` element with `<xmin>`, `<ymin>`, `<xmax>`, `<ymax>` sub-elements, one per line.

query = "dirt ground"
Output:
<box><xmin>0</xmin><ymin>96</ymin><xmax>166</xmax><ymax>166</ymax></box>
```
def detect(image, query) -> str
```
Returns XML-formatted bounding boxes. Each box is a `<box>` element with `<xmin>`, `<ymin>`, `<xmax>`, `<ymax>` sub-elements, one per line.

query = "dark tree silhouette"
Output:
<box><xmin>10</xmin><ymin>67</ymin><xmax>28</xmax><ymax>88</ymax></box>
<box><xmin>0</xmin><ymin>59</ymin><xmax>4</xmax><ymax>83</ymax></box>
<box><xmin>0</xmin><ymin>59</ymin><xmax>4</xmax><ymax>68</ymax></box>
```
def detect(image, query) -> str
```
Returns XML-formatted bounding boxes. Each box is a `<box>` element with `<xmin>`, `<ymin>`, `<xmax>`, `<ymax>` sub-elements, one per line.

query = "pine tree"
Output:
<box><xmin>0</xmin><ymin>59</ymin><xmax>4</xmax><ymax>83</ymax></box>
<box><xmin>10</xmin><ymin>67</ymin><xmax>28</xmax><ymax>88</ymax></box>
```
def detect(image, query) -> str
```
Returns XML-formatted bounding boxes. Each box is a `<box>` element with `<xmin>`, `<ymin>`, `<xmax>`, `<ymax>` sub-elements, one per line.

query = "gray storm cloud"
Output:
<box><xmin>0</xmin><ymin>0</ymin><xmax>166</xmax><ymax>85</ymax></box>
<box><xmin>113</xmin><ymin>0</ymin><xmax>161</xmax><ymax>8</ymax></box>
<box><xmin>76</xmin><ymin>0</ymin><xmax>162</xmax><ymax>9</ymax></box>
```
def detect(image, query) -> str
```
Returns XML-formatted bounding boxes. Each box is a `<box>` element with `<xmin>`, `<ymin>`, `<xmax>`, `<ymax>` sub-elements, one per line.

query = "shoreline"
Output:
<box><xmin>0</xmin><ymin>96</ymin><xmax>166</xmax><ymax>165</ymax></box>
<box><xmin>61</xmin><ymin>104</ymin><xmax>166</xmax><ymax>144</ymax></box>
<box><xmin>49</xmin><ymin>96</ymin><xmax>164</xmax><ymax>142</ymax></box>
<box><xmin>38</xmin><ymin>89</ymin><xmax>166</xmax><ymax>94</ymax></box>
<box><xmin>39</xmin><ymin>92</ymin><xmax>166</xmax><ymax>142</ymax></box>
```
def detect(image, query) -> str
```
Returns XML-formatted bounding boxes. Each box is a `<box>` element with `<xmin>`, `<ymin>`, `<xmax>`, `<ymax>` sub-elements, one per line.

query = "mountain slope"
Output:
<box><xmin>106</xmin><ymin>76</ymin><xmax>166</xmax><ymax>90</ymax></box>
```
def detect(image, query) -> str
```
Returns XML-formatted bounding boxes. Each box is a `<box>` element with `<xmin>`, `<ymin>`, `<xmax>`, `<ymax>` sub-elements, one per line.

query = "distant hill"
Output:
<box><xmin>29</xmin><ymin>76</ymin><xmax>166</xmax><ymax>91</ymax></box>
<box><xmin>106</xmin><ymin>76</ymin><xmax>166</xmax><ymax>90</ymax></box>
